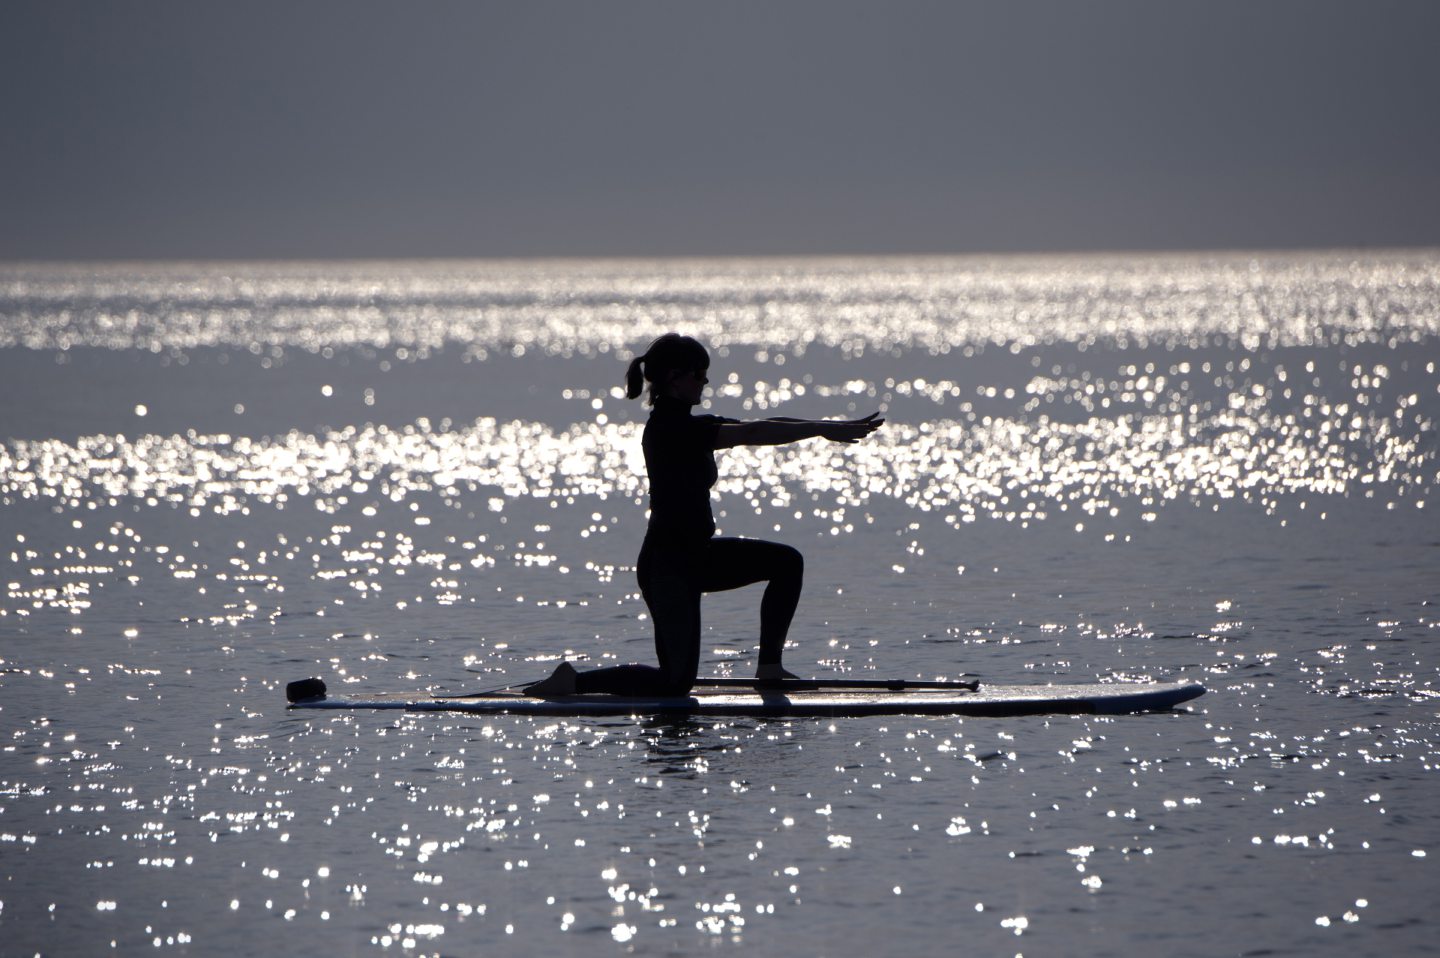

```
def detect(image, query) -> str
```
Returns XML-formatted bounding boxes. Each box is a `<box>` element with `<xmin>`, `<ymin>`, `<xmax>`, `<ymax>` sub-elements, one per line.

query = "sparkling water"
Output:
<box><xmin>1</xmin><ymin>252</ymin><xmax>1436</xmax><ymax>956</ymax></box>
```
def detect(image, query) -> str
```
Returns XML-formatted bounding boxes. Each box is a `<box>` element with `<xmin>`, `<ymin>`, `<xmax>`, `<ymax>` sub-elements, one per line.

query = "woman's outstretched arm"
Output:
<box><xmin>714</xmin><ymin>412</ymin><xmax>884</xmax><ymax>449</ymax></box>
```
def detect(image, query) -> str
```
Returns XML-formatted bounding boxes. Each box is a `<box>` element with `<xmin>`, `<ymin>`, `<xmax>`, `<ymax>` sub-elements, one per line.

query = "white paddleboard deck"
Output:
<box><xmin>287</xmin><ymin>681</ymin><xmax>1205</xmax><ymax>717</ymax></box>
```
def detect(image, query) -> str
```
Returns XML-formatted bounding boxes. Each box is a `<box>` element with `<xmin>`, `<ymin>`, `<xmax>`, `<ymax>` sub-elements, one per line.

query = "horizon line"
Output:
<box><xmin>3</xmin><ymin>242</ymin><xmax>1438</xmax><ymax>270</ymax></box>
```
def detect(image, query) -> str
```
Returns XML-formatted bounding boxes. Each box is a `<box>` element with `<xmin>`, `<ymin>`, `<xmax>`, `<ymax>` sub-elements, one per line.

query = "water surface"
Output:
<box><xmin>2</xmin><ymin>252</ymin><xmax>1437</xmax><ymax>956</ymax></box>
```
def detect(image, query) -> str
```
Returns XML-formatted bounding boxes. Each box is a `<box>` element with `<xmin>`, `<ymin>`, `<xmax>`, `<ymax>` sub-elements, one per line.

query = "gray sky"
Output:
<box><xmin>3</xmin><ymin>1</ymin><xmax>1438</xmax><ymax>260</ymax></box>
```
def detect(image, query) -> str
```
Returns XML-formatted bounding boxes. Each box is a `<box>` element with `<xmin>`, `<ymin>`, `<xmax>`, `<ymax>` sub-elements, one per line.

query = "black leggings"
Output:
<box><xmin>574</xmin><ymin>536</ymin><xmax>803</xmax><ymax>696</ymax></box>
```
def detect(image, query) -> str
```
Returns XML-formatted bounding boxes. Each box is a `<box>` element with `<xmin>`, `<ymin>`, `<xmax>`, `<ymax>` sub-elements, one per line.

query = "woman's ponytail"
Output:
<box><xmin>625</xmin><ymin>354</ymin><xmax>647</xmax><ymax>400</ymax></box>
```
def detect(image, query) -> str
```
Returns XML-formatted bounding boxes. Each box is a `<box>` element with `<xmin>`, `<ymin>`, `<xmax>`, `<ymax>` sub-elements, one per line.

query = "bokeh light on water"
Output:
<box><xmin>1</xmin><ymin>252</ymin><xmax>1436</xmax><ymax>956</ymax></box>
<box><xmin>3</xmin><ymin>251</ymin><xmax>1438</xmax><ymax>355</ymax></box>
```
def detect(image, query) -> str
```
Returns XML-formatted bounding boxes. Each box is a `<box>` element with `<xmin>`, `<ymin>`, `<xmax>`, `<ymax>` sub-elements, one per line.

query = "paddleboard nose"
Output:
<box><xmin>286</xmin><ymin>677</ymin><xmax>328</xmax><ymax>702</ymax></box>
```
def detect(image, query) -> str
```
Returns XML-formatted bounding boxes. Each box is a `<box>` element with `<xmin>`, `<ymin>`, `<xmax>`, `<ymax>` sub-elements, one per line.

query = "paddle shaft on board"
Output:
<box><xmin>695</xmin><ymin>676</ymin><xmax>980</xmax><ymax>692</ymax></box>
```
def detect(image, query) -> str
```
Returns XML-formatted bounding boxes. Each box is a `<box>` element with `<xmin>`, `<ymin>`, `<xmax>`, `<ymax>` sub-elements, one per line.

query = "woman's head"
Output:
<box><xmin>625</xmin><ymin>333</ymin><xmax>710</xmax><ymax>405</ymax></box>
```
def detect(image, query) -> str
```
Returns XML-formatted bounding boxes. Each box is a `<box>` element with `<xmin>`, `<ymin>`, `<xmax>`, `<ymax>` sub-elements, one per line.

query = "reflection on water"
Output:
<box><xmin>2</xmin><ymin>349</ymin><xmax>1430</xmax><ymax>634</ymax></box>
<box><xmin>2</xmin><ymin>383</ymin><xmax>1430</xmax><ymax>524</ymax></box>
<box><xmin>1</xmin><ymin>252</ymin><xmax>1437</xmax><ymax>956</ymax></box>
<box><xmin>3</xmin><ymin>252</ymin><xmax>1439</xmax><ymax>355</ymax></box>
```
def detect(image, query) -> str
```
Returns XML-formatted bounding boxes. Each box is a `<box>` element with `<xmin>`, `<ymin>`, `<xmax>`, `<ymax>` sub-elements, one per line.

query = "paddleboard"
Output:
<box><xmin>285</xmin><ymin>678</ymin><xmax>1204</xmax><ymax>718</ymax></box>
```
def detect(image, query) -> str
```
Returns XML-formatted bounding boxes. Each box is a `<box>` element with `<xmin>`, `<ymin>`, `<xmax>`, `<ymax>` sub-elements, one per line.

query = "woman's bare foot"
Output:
<box><xmin>755</xmin><ymin>662</ymin><xmax>799</xmax><ymax>683</ymax></box>
<box><xmin>524</xmin><ymin>661</ymin><xmax>578</xmax><ymax>697</ymax></box>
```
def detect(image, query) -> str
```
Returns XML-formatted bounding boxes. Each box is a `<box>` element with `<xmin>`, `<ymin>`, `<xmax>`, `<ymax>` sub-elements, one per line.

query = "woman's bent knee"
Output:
<box><xmin>658</xmin><ymin>666</ymin><xmax>697</xmax><ymax>697</ymax></box>
<box><xmin>779</xmin><ymin>543</ymin><xmax>803</xmax><ymax>577</ymax></box>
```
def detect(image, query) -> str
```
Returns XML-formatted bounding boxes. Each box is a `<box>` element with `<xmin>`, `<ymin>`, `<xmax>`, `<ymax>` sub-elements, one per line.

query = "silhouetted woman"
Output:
<box><xmin>526</xmin><ymin>333</ymin><xmax>883</xmax><ymax>697</ymax></box>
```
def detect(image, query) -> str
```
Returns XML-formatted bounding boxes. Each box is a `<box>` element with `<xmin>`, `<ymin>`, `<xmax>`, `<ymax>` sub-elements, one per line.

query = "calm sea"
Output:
<box><xmin>1</xmin><ymin>252</ymin><xmax>1436</xmax><ymax>957</ymax></box>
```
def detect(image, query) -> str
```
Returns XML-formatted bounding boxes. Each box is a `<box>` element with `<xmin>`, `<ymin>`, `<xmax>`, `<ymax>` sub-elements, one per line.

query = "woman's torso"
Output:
<box><xmin>641</xmin><ymin>398</ymin><xmax>735</xmax><ymax>549</ymax></box>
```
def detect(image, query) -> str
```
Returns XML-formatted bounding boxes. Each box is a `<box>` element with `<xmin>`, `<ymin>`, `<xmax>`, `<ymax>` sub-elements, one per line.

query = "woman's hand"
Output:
<box><xmin>820</xmin><ymin>412</ymin><xmax>884</xmax><ymax>444</ymax></box>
